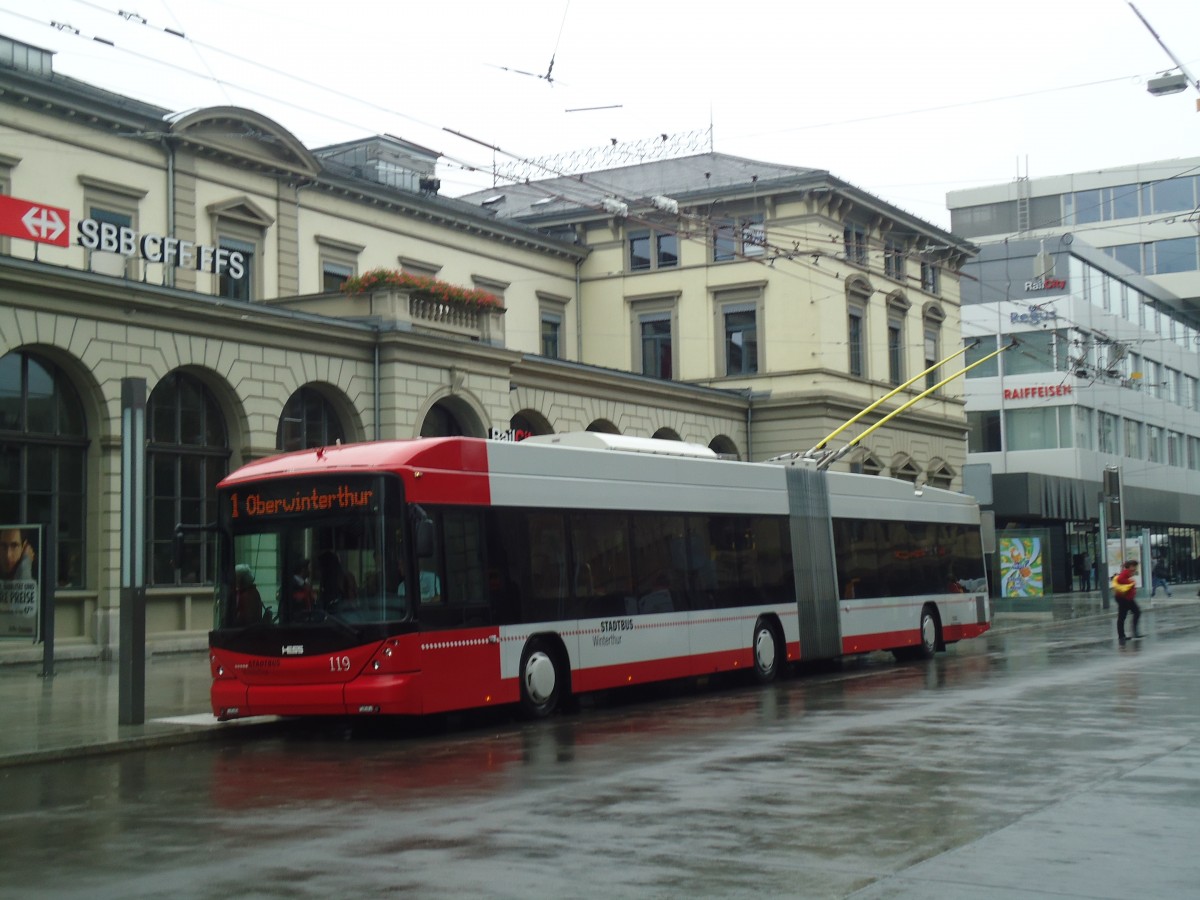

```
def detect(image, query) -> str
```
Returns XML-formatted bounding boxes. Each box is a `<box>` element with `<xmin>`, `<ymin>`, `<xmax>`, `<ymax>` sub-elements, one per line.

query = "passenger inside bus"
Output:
<box><xmin>316</xmin><ymin>549</ymin><xmax>357</xmax><ymax>609</ymax></box>
<box><xmin>397</xmin><ymin>555</ymin><xmax>441</xmax><ymax>604</ymax></box>
<box><xmin>289</xmin><ymin>559</ymin><xmax>315</xmax><ymax>610</ymax></box>
<box><xmin>233</xmin><ymin>563</ymin><xmax>266</xmax><ymax>624</ymax></box>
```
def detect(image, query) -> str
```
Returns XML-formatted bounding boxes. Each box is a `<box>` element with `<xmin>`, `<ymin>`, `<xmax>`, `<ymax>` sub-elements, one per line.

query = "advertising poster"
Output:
<box><xmin>1106</xmin><ymin>537</ymin><xmax>1144</xmax><ymax>590</ymax></box>
<box><xmin>999</xmin><ymin>535</ymin><xmax>1044</xmax><ymax>598</ymax></box>
<box><xmin>0</xmin><ymin>524</ymin><xmax>40</xmax><ymax>641</ymax></box>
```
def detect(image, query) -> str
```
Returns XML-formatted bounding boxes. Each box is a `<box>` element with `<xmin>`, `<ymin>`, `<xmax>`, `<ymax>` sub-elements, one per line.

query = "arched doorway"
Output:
<box><xmin>708</xmin><ymin>434</ymin><xmax>740</xmax><ymax>460</ymax></box>
<box><xmin>277</xmin><ymin>385</ymin><xmax>347</xmax><ymax>451</ymax></box>
<box><xmin>421</xmin><ymin>396</ymin><xmax>485</xmax><ymax>438</ymax></box>
<box><xmin>585</xmin><ymin>418</ymin><xmax>619</xmax><ymax>434</ymax></box>
<box><xmin>506</xmin><ymin>409</ymin><xmax>552</xmax><ymax>441</ymax></box>
<box><xmin>0</xmin><ymin>349</ymin><xmax>89</xmax><ymax>587</ymax></box>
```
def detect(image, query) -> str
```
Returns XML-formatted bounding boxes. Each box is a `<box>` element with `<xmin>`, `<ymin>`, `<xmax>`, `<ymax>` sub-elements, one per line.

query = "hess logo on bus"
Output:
<box><xmin>281</xmin><ymin>644</ymin><xmax>304</xmax><ymax>655</ymax></box>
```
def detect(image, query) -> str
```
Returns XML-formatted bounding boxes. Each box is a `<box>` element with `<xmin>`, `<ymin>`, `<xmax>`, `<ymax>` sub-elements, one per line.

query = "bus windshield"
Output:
<box><xmin>217</xmin><ymin>474</ymin><xmax>406</xmax><ymax>629</ymax></box>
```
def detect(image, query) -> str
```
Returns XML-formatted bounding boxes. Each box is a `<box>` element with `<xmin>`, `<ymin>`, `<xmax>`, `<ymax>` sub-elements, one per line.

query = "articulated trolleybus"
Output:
<box><xmin>208</xmin><ymin>433</ymin><xmax>989</xmax><ymax>720</ymax></box>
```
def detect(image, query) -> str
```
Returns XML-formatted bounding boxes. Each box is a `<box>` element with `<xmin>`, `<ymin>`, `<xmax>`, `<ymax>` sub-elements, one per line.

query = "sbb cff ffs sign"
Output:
<box><xmin>0</xmin><ymin>194</ymin><xmax>70</xmax><ymax>247</ymax></box>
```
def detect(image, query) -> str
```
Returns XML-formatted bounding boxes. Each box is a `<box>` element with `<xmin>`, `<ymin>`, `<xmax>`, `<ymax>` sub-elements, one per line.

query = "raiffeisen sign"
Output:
<box><xmin>76</xmin><ymin>218</ymin><xmax>246</xmax><ymax>279</ymax></box>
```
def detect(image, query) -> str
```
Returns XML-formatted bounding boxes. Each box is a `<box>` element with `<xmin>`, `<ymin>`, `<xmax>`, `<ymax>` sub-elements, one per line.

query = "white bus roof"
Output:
<box><xmin>520</xmin><ymin>432</ymin><xmax>718</xmax><ymax>459</ymax></box>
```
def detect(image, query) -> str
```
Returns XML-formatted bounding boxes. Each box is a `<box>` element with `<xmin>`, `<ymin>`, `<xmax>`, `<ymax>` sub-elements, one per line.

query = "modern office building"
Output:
<box><xmin>960</xmin><ymin>234</ymin><xmax>1200</xmax><ymax>593</ymax></box>
<box><xmin>948</xmin><ymin>157</ymin><xmax>1200</xmax><ymax>306</ymax></box>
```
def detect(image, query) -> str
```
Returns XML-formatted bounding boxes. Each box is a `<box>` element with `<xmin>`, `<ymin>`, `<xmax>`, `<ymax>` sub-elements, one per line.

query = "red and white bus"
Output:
<box><xmin>206</xmin><ymin>433</ymin><xmax>990</xmax><ymax>720</ymax></box>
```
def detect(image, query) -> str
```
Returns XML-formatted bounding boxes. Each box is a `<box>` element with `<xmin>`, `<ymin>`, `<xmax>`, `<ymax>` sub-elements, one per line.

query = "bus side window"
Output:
<box><xmin>527</xmin><ymin>512</ymin><xmax>567</xmax><ymax>622</ymax></box>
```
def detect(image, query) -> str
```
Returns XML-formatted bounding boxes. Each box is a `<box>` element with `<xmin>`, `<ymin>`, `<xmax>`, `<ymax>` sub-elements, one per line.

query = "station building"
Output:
<box><xmin>0</xmin><ymin>35</ymin><xmax>975</xmax><ymax>660</ymax></box>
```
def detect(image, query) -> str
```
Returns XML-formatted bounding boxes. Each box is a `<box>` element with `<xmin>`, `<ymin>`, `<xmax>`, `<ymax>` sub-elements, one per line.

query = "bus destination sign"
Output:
<box><xmin>229</xmin><ymin>483</ymin><xmax>375</xmax><ymax>519</ymax></box>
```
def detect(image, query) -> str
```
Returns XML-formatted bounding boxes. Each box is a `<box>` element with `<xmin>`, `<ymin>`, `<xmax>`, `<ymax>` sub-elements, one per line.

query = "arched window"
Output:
<box><xmin>146</xmin><ymin>372</ymin><xmax>229</xmax><ymax>585</ymax></box>
<box><xmin>277</xmin><ymin>387</ymin><xmax>345</xmax><ymax>452</ymax></box>
<box><xmin>652</xmin><ymin>427</ymin><xmax>681</xmax><ymax>441</ymax></box>
<box><xmin>0</xmin><ymin>351</ymin><xmax>88</xmax><ymax>587</ymax></box>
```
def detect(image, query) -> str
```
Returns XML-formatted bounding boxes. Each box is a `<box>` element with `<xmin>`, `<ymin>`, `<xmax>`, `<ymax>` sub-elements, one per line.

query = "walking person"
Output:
<box><xmin>1151</xmin><ymin>558</ymin><xmax>1172</xmax><ymax>597</ymax></box>
<box><xmin>1111</xmin><ymin>559</ymin><xmax>1143</xmax><ymax>644</ymax></box>
<box><xmin>1073</xmin><ymin>553</ymin><xmax>1090</xmax><ymax>592</ymax></box>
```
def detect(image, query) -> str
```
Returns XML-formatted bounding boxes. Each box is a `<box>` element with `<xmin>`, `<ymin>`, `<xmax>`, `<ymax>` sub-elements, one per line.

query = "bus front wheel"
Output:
<box><xmin>752</xmin><ymin>618</ymin><xmax>782</xmax><ymax>684</ymax></box>
<box><xmin>519</xmin><ymin>638</ymin><xmax>565</xmax><ymax>718</ymax></box>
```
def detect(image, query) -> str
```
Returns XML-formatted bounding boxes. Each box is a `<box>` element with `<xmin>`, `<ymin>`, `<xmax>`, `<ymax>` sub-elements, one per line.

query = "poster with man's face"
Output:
<box><xmin>0</xmin><ymin>524</ymin><xmax>40</xmax><ymax>641</ymax></box>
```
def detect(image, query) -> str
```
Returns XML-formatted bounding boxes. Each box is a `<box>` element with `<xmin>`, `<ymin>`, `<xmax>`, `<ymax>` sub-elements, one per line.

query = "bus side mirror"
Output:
<box><xmin>415</xmin><ymin>518</ymin><xmax>434</xmax><ymax>558</ymax></box>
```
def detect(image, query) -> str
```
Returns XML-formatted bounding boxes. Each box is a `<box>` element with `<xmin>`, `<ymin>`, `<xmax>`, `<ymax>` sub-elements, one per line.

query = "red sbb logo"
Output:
<box><xmin>0</xmin><ymin>194</ymin><xmax>70</xmax><ymax>247</ymax></box>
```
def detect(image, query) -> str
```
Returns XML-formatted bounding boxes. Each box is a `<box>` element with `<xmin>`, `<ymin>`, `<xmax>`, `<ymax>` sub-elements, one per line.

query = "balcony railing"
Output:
<box><xmin>263</xmin><ymin>287</ymin><xmax>507</xmax><ymax>346</ymax></box>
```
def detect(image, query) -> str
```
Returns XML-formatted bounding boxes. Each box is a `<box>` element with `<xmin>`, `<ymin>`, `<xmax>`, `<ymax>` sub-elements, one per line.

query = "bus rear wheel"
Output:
<box><xmin>752</xmin><ymin>618</ymin><xmax>782</xmax><ymax>684</ymax></box>
<box><xmin>916</xmin><ymin>606</ymin><xmax>940</xmax><ymax>659</ymax></box>
<box><xmin>519</xmin><ymin>638</ymin><xmax>565</xmax><ymax>719</ymax></box>
<box><xmin>891</xmin><ymin>606</ymin><xmax>940</xmax><ymax>661</ymax></box>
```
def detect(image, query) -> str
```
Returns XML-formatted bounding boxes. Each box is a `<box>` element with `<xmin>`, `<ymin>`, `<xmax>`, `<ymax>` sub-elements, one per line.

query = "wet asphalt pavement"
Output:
<box><xmin>0</xmin><ymin>602</ymin><xmax>1198</xmax><ymax>899</ymax></box>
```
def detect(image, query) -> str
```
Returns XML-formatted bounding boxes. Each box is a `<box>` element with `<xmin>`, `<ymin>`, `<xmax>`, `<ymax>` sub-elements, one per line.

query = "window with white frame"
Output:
<box><xmin>1075</xmin><ymin>407</ymin><xmax>1095</xmax><ymax>450</ymax></box>
<box><xmin>540</xmin><ymin>310</ymin><xmax>562</xmax><ymax>358</ymax></box>
<box><xmin>629</xmin><ymin>228</ymin><xmax>679</xmax><ymax>271</ymax></box>
<box><xmin>847</xmin><ymin>282</ymin><xmax>870</xmax><ymax>379</ymax></box>
<box><xmin>316</xmin><ymin>236</ymin><xmax>363</xmax><ymax>293</ymax></box>
<box><xmin>887</xmin><ymin>296</ymin><xmax>908</xmax><ymax>385</ymax></box>
<box><xmin>631</xmin><ymin>297</ymin><xmax>677</xmax><ymax>380</ymax></box>
<box><xmin>537</xmin><ymin>292</ymin><xmax>569</xmax><ymax>359</ymax></box>
<box><xmin>721</xmin><ymin>301</ymin><xmax>758</xmax><ymax>375</ymax></box>
<box><xmin>923</xmin><ymin>304</ymin><xmax>944</xmax><ymax>390</ymax></box>
<box><xmin>1099</xmin><ymin>412</ymin><xmax>1119</xmax><ymax>454</ymax></box>
<box><xmin>843</xmin><ymin>221</ymin><xmax>868</xmax><ymax>266</ymax></box>
<box><xmin>1125</xmin><ymin>419</ymin><xmax>1143</xmax><ymax>459</ymax></box>
<box><xmin>210</xmin><ymin>198</ymin><xmax>274</xmax><ymax>301</ymax></box>
<box><xmin>884</xmin><ymin>239</ymin><xmax>906</xmax><ymax>281</ymax></box>
<box><xmin>1168</xmin><ymin>430</ymin><xmax>1182</xmax><ymax>467</ymax></box>
<box><xmin>1147</xmin><ymin>425</ymin><xmax>1163</xmax><ymax>463</ymax></box>
<box><xmin>713</xmin><ymin>214</ymin><xmax>765</xmax><ymax>262</ymax></box>
<box><xmin>920</xmin><ymin>261</ymin><xmax>941</xmax><ymax>295</ymax></box>
<box><xmin>80</xmin><ymin>176</ymin><xmax>147</xmax><ymax>278</ymax></box>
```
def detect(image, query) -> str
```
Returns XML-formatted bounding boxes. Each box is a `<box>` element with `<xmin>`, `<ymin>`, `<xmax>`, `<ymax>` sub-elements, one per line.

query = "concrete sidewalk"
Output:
<box><xmin>0</xmin><ymin>587</ymin><xmax>1195</xmax><ymax>768</ymax></box>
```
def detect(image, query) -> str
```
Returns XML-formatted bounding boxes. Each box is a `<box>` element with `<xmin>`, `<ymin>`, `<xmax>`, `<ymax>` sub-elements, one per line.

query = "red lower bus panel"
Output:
<box><xmin>571</xmin><ymin>646</ymin><xmax>755</xmax><ymax>694</ymax></box>
<box><xmin>343</xmin><ymin>673</ymin><xmax>424</xmax><ymax>715</ymax></box>
<box><xmin>242</xmin><ymin>682</ymin><xmax>349</xmax><ymax>717</ymax></box>
<box><xmin>942</xmin><ymin>622</ymin><xmax>990</xmax><ymax>643</ymax></box>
